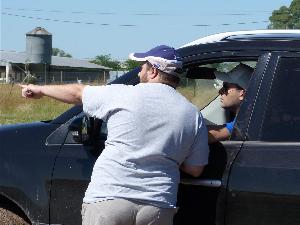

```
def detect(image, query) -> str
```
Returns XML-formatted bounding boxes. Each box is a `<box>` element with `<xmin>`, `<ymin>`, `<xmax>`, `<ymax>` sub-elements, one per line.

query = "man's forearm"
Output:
<box><xmin>180</xmin><ymin>163</ymin><xmax>205</xmax><ymax>177</ymax></box>
<box><xmin>207</xmin><ymin>125</ymin><xmax>230</xmax><ymax>144</ymax></box>
<box><xmin>40</xmin><ymin>84</ymin><xmax>85</xmax><ymax>104</ymax></box>
<box><xmin>20</xmin><ymin>83</ymin><xmax>86</xmax><ymax>104</ymax></box>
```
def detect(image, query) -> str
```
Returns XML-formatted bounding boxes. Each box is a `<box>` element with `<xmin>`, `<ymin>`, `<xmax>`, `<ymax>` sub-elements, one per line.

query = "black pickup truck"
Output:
<box><xmin>1</xmin><ymin>30</ymin><xmax>300</xmax><ymax>225</ymax></box>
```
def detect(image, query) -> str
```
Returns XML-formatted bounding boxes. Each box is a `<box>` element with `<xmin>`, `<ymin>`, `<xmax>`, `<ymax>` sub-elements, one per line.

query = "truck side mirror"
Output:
<box><xmin>69</xmin><ymin>116</ymin><xmax>92</xmax><ymax>144</ymax></box>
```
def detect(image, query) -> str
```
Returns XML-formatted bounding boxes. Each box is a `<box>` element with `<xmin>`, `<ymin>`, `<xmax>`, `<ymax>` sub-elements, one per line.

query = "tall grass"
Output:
<box><xmin>177</xmin><ymin>79</ymin><xmax>219</xmax><ymax>110</ymax></box>
<box><xmin>0</xmin><ymin>80</ymin><xmax>218</xmax><ymax>125</ymax></box>
<box><xmin>0</xmin><ymin>84</ymin><xmax>71</xmax><ymax>124</ymax></box>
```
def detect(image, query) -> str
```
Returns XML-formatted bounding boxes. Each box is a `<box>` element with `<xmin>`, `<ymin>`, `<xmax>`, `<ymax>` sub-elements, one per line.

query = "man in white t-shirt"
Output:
<box><xmin>20</xmin><ymin>45</ymin><xmax>209</xmax><ymax>225</ymax></box>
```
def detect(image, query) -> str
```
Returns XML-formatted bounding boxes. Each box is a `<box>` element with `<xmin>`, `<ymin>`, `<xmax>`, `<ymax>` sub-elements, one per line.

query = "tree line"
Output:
<box><xmin>52</xmin><ymin>48</ymin><xmax>139</xmax><ymax>71</ymax></box>
<box><xmin>269</xmin><ymin>0</ymin><xmax>300</xmax><ymax>29</ymax></box>
<box><xmin>53</xmin><ymin>0</ymin><xmax>299</xmax><ymax>71</ymax></box>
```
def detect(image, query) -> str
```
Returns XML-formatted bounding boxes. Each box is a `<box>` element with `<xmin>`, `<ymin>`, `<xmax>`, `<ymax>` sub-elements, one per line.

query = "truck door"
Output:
<box><xmin>174</xmin><ymin>54</ymin><xmax>271</xmax><ymax>225</ymax></box>
<box><xmin>48</xmin><ymin>68</ymin><xmax>140</xmax><ymax>225</ymax></box>
<box><xmin>49</xmin><ymin>114</ymin><xmax>107</xmax><ymax>225</ymax></box>
<box><xmin>226</xmin><ymin>53</ymin><xmax>300</xmax><ymax>225</ymax></box>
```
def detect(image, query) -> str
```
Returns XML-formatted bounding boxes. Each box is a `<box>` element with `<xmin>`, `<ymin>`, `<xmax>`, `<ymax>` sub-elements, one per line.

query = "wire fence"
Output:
<box><xmin>0</xmin><ymin>70</ymin><xmax>112</xmax><ymax>85</ymax></box>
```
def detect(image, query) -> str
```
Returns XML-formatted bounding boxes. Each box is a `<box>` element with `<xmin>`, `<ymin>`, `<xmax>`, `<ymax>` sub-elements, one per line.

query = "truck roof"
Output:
<box><xmin>180</xmin><ymin>29</ymin><xmax>300</xmax><ymax>48</ymax></box>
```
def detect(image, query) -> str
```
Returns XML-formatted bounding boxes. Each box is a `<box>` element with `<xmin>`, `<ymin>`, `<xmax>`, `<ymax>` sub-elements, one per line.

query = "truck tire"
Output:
<box><xmin>0</xmin><ymin>207</ymin><xmax>30</xmax><ymax>225</ymax></box>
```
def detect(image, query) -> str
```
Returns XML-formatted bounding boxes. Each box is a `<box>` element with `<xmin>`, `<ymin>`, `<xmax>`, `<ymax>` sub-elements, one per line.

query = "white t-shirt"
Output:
<box><xmin>82</xmin><ymin>83</ymin><xmax>209</xmax><ymax>208</ymax></box>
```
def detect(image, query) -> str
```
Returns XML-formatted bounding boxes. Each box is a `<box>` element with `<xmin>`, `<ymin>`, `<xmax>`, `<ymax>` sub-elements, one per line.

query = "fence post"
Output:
<box><xmin>5</xmin><ymin>62</ymin><xmax>11</xmax><ymax>83</ymax></box>
<box><xmin>44</xmin><ymin>63</ymin><xmax>47</xmax><ymax>85</ymax></box>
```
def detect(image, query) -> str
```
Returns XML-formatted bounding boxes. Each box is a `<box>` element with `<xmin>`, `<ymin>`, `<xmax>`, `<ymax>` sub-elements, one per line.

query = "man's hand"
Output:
<box><xmin>207</xmin><ymin>125</ymin><xmax>231</xmax><ymax>144</ymax></box>
<box><xmin>19</xmin><ymin>84</ymin><xmax>43</xmax><ymax>99</ymax></box>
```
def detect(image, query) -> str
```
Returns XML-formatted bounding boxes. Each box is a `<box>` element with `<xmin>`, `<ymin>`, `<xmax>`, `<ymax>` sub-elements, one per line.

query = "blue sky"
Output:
<box><xmin>1</xmin><ymin>0</ymin><xmax>293</xmax><ymax>60</ymax></box>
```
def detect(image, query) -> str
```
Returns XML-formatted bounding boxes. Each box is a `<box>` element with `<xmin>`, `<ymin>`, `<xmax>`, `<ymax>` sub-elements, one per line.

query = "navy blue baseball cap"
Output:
<box><xmin>129</xmin><ymin>45</ymin><xmax>183</xmax><ymax>77</ymax></box>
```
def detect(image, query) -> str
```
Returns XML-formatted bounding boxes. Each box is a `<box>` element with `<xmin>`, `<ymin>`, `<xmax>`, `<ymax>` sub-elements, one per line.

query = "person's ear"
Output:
<box><xmin>239</xmin><ymin>89</ymin><xmax>246</xmax><ymax>101</ymax></box>
<box><xmin>148</xmin><ymin>67</ymin><xmax>159</xmax><ymax>79</ymax></box>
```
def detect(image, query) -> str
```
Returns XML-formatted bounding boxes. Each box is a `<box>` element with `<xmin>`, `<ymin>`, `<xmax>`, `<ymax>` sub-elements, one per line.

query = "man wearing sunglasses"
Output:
<box><xmin>208</xmin><ymin>63</ymin><xmax>253</xmax><ymax>143</ymax></box>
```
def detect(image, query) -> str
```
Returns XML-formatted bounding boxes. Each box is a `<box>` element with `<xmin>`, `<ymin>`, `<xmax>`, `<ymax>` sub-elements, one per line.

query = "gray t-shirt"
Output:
<box><xmin>82</xmin><ymin>83</ymin><xmax>209</xmax><ymax>208</ymax></box>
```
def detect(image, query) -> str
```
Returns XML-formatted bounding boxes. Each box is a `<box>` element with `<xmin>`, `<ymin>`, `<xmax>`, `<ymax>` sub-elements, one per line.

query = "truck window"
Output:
<box><xmin>260</xmin><ymin>57</ymin><xmax>300</xmax><ymax>142</ymax></box>
<box><xmin>177</xmin><ymin>61</ymin><xmax>256</xmax><ymax>110</ymax></box>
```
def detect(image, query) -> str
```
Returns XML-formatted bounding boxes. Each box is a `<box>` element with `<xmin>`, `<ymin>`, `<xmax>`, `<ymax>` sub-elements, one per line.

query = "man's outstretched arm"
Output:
<box><xmin>19</xmin><ymin>83</ymin><xmax>86</xmax><ymax>105</ymax></box>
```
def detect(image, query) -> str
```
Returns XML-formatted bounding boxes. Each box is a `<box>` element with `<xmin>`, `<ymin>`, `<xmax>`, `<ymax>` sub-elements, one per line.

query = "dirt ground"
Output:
<box><xmin>0</xmin><ymin>208</ymin><xmax>29</xmax><ymax>225</ymax></box>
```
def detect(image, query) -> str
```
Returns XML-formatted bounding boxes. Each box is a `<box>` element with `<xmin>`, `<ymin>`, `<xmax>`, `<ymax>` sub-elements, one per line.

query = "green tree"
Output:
<box><xmin>290</xmin><ymin>0</ymin><xmax>300</xmax><ymax>28</ymax></box>
<box><xmin>52</xmin><ymin>48</ymin><xmax>72</xmax><ymax>58</ymax></box>
<box><xmin>269</xmin><ymin>0</ymin><xmax>300</xmax><ymax>29</ymax></box>
<box><xmin>91</xmin><ymin>54</ymin><xmax>122</xmax><ymax>70</ymax></box>
<box><xmin>122</xmin><ymin>59</ymin><xmax>141</xmax><ymax>71</ymax></box>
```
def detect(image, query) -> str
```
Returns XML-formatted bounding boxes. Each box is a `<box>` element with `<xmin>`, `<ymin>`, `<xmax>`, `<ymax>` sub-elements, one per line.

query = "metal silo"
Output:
<box><xmin>25</xmin><ymin>27</ymin><xmax>52</xmax><ymax>84</ymax></box>
<box><xmin>26</xmin><ymin>27</ymin><xmax>52</xmax><ymax>64</ymax></box>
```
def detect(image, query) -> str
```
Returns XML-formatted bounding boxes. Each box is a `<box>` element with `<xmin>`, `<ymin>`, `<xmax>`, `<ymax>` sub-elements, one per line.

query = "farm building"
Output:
<box><xmin>0</xmin><ymin>27</ymin><xmax>111</xmax><ymax>84</ymax></box>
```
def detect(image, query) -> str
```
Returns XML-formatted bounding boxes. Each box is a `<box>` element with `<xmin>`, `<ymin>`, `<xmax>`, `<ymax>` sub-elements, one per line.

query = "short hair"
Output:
<box><xmin>145</xmin><ymin>61</ymin><xmax>180</xmax><ymax>87</ymax></box>
<box><xmin>158</xmin><ymin>71</ymin><xmax>180</xmax><ymax>87</ymax></box>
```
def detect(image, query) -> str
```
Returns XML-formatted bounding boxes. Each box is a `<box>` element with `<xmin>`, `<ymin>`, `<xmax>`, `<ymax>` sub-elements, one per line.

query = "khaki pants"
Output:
<box><xmin>81</xmin><ymin>199</ymin><xmax>177</xmax><ymax>225</ymax></box>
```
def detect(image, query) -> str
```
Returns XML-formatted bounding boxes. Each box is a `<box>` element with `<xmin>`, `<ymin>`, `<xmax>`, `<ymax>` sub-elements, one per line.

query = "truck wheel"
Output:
<box><xmin>0</xmin><ymin>207</ymin><xmax>30</xmax><ymax>225</ymax></box>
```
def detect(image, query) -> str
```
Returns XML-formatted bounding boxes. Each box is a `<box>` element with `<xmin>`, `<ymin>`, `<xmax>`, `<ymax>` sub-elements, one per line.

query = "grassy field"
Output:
<box><xmin>0</xmin><ymin>81</ymin><xmax>218</xmax><ymax>125</ymax></box>
<box><xmin>0</xmin><ymin>84</ymin><xmax>71</xmax><ymax>124</ymax></box>
<box><xmin>177</xmin><ymin>79</ymin><xmax>218</xmax><ymax>110</ymax></box>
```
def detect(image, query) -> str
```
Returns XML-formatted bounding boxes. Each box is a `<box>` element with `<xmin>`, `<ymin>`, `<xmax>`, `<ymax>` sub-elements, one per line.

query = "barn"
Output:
<box><xmin>0</xmin><ymin>27</ymin><xmax>111</xmax><ymax>84</ymax></box>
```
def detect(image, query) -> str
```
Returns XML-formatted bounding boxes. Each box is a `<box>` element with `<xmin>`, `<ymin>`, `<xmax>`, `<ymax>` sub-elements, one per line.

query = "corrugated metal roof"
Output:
<box><xmin>0</xmin><ymin>50</ymin><xmax>111</xmax><ymax>70</ymax></box>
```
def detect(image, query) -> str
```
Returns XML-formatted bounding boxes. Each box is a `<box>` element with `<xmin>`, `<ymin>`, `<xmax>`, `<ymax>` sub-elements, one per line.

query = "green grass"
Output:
<box><xmin>177</xmin><ymin>81</ymin><xmax>218</xmax><ymax>110</ymax></box>
<box><xmin>0</xmin><ymin>81</ymin><xmax>218</xmax><ymax>125</ymax></box>
<box><xmin>0</xmin><ymin>84</ymin><xmax>72</xmax><ymax>124</ymax></box>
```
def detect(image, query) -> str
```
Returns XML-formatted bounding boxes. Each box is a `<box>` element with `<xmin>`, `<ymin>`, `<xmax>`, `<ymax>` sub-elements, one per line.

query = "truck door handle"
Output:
<box><xmin>180</xmin><ymin>178</ymin><xmax>222</xmax><ymax>188</ymax></box>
